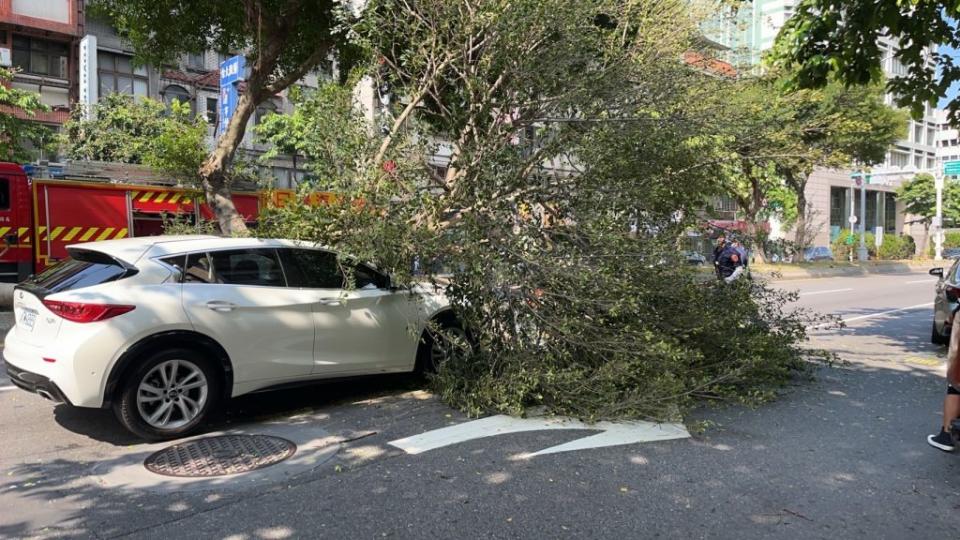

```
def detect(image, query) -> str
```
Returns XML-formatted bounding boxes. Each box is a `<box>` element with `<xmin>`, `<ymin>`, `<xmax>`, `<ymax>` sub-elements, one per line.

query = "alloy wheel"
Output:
<box><xmin>136</xmin><ymin>359</ymin><xmax>209</xmax><ymax>430</ymax></box>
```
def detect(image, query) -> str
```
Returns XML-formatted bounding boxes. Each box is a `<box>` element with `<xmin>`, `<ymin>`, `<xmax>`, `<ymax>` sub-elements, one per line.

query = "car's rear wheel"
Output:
<box><xmin>113</xmin><ymin>348</ymin><xmax>221</xmax><ymax>441</ymax></box>
<box><xmin>932</xmin><ymin>322</ymin><xmax>949</xmax><ymax>346</ymax></box>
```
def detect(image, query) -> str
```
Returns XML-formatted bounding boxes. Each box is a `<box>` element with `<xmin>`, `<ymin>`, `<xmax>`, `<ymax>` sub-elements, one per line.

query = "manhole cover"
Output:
<box><xmin>144</xmin><ymin>435</ymin><xmax>297</xmax><ymax>477</ymax></box>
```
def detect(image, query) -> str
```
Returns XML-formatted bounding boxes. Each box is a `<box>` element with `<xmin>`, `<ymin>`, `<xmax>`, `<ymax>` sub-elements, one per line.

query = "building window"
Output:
<box><xmin>162</xmin><ymin>85</ymin><xmax>194</xmax><ymax>115</ymax></box>
<box><xmin>206</xmin><ymin>97</ymin><xmax>218</xmax><ymax>125</ymax></box>
<box><xmin>186</xmin><ymin>52</ymin><xmax>205</xmax><ymax>70</ymax></box>
<box><xmin>928</xmin><ymin>157</ymin><xmax>936</xmax><ymax>170</ymax></box>
<box><xmin>914</xmin><ymin>124</ymin><xmax>923</xmax><ymax>143</ymax></box>
<box><xmin>927</xmin><ymin>128</ymin><xmax>935</xmax><ymax>146</ymax></box>
<box><xmin>830</xmin><ymin>187</ymin><xmax>846</xmax><ymax>230</ymax></box>
<box><xmin>891</xmin><ymin>57</ymin><xmax>909</xmax><ymax>76</ymax></box>
<box><xmin>11</xmin><ymin>35</ymin><xmax>68</xmax><ymax>79</ymax></box>
<box><xmin>889</xmin><ymin>151</ymin><xmax>909</xmax><ymax>168</ymax></box>
<box><xmin>98</xmin><ymin>51</ymin><xmax>148</xmax><ymax>99</ymax></box>
<box><xmin>255</xmin><ymin>102</ymin><xmax>277</xmax><ymax>125</ymax></box>
<box><xmin>914</xmin><ymin>155</ymin><xmax>923</xmax><ymax>169</ymax></box>
<box><xmin>884</xmin><ymin>194</ymin><xmax>897</xmax><ymax>233</ymax></box>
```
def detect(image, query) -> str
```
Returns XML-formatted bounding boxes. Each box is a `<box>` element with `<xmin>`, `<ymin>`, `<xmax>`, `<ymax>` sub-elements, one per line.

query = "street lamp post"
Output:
<box><xmin>858</xmin><ymin>175</ymin><xmax>869</xmax><ymax>262</ymax></box>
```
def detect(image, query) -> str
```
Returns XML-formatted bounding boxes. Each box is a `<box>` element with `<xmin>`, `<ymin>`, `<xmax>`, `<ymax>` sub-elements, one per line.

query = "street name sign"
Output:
<box><xmin>945</xmin><ymin>160</ymin><xmax>960</xmax><ymax>176</ymax></box>
<box><xmin>217</xmin><ymin>55</ymin><xmax>246</xmax><ymax>137</ymax></box>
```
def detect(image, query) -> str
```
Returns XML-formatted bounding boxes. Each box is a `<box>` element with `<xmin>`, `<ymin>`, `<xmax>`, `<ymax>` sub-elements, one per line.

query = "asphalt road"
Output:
<box><xmin>1</xmin><ymin>272</ymin><xmax>959</xmax><ymax>539</ymax></box>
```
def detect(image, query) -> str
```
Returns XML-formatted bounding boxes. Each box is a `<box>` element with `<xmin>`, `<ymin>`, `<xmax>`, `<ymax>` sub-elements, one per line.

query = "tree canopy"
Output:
<box><xmin>62</xmin><ymin>93</ymin><xmax>208</xmax><ymax>180</ymax></box>
<box><xmin>771</xmin><ymin>0</ymin><xmax>960</xmax><ymax>122</ymax></box>
<box><xmin>0</xmin><ymin>67</ymin><xmax>52</xmax><ymax>163</ymax></box>
<box><xmin>256</xmin><ymin>0</ymin><xmax>834</xmax><ymax>422</ymax></box>
<box><xmin>896</xmin><ymin>172</ymin><xmax>960</xmax><ymax>227</ymax></box>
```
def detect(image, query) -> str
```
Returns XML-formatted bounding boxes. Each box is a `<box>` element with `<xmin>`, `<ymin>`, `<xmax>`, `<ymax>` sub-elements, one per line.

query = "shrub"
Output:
<box><xmin>832</xmin><ymin>229</ymin><xmax>875</xmax><ymax>260</ymax></box>
<box><xmin>877</xmin><ymin>233</ymin><xmax>914</xmax><ymax>260</ymax></box>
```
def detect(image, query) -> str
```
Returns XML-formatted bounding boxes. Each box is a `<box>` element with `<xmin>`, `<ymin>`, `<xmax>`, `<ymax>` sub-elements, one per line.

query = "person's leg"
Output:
<box><xmin>943</xmin><ymin>393</ymin><xmax>960</xmax><ymax>432</ymax></box>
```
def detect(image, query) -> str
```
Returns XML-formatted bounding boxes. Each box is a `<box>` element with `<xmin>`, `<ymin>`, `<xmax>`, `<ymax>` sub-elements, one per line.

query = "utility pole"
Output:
<box><xmin>935</xmin><ymin>166</ymin><xmax>944</xmax><ymax>261</ymax></box>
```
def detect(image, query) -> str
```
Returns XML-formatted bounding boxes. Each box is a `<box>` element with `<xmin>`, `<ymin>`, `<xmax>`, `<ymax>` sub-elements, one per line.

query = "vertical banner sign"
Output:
<box><xmin>78</xmin><ymin>35</ymin><xmax>98</xmax><ymax>118</ymax></box>
<box><xmin>217</xmin><ymin>55</ymin><xmax>245</xmax><ymax>137</ymax></box>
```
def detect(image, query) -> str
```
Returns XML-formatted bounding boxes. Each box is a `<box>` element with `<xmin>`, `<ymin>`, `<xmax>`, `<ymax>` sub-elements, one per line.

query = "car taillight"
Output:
<box><xmin>42</xmin><ymin>300</ymin><xmax>135</xmax><ymax>323</ymax></box>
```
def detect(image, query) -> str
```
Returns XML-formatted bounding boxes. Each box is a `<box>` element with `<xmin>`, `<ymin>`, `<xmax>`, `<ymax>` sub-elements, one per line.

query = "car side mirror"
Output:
<box><xmin>930</xmin><ymin>267</ymin><xmax>944</xmax><ymax>278</ymax></box>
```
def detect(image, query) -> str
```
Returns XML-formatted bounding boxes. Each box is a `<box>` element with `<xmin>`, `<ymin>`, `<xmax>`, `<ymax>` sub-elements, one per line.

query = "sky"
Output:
<box><xmin>940</xmin><ymin>44</ymin><xmax>960</xmax><ymax>108</ymax></box>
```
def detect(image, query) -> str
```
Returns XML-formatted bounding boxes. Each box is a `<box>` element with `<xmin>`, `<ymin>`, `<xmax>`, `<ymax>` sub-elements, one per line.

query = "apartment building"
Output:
<box><xmin>0</xmin><ymin>0</ymin><xmax>83</xmax><ymax>128</ymax></box>
<box><xmin>1</xmin><ymin>2</ymin><xmax>311</xmax><ymax>188</ymax></box>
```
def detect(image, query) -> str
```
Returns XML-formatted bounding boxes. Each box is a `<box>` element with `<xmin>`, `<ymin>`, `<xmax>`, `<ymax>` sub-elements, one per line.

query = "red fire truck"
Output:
<box><xmin>0</xmin><ymin>161</ymin><xmax>283</xmax><ymax>282</ymax></box>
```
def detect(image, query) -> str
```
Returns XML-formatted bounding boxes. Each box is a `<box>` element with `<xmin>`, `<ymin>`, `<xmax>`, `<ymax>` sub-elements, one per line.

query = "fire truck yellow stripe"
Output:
<box><xmin>37</xmin><ymin>226</ymin><xmax>46</xmax><ymax>240</ymax></box>
<box><xmin>183</xmin><ymin>196</ymin><xmax>192</xmax><ymax>204</ymax></box>
<box><xmin>139</xmin><ymin>192</ymin><xmax>153</xmax><ymax>203</ymax></box>
<box><xmin>169</xmin><ymin>193</ymin><xmax>181</xmax><ymax>204</ymax></box>
<box><xmin>114</xmin><ymin>228</ymin><xmax>128</xmax><ymax>240</ymax></box>
<box><xmin>79</xmin><ymin>228</ymin><xmax>98</xmax><ymax>242</ymax></box>
<box><xmin>17</xmin><ymin>227</ymin><xmax>29</xmax><ymax>242</ymax></box>
<box><xmin>62</xmin><ymin>227</ymin><xmax>83</xmax><ymax>242</ymax></box>
<box><xmin>154</xmin><ymin>192</ymin><xmax>168</xmax><ymax>203</ymax></box>
<box><xmin>130</xmin><ymin>191</ymin><xmax>140</xmax><ymax>200</ymax></box>
<box><xmin>96</xmin><ymin>228</ymin><xmax>115</xmax><ymax>241</ymax></box>
<box><xmin>48</xmin><ymin>227</ymin><xmax>65</xmax><ymax>241</ymax></box>
<box><xmin>0</xmin><ymin>227</ymin><xmax>10</xmax><ymax>237</ymax></box>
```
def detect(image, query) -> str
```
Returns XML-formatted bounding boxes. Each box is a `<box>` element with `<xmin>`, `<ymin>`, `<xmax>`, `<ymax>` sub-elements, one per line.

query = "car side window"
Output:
<box><xmin>278</xmin><ymin>248</ymin><xmax>344</xmax><ymax>289</ymax></box>
<box><xmin>950</xmin><ymin>259</ymin><xmax>960</xmax><ymax>281</ymax></box>
<box><xmin>159</xmin><ymin>254</ymin><xmax>186</xmax><ymax>282</ymax></box>
<box><xmin>209</xmin><ymin>249</ymin><xmax>285</xmax><ymax>287</ymax></box>
<box><xmin>349</xmin><ymin>263</ymin><xmax>390</xmax><ymax>290</ymax></box>
<box><xmin>183</xmin><ymin>252</ymin><xmax>215</xmax><ymax>283</ymax></box>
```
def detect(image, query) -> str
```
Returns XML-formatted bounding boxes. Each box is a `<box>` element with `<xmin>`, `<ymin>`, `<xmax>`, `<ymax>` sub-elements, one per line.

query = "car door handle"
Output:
<box><xmin>318</xmin><ymin>298</ymin><xmax>342</xmax><ymax>307</ymax></box>
<box><xmin>206</xmin><ymin>301</ymin><xmax>236</xmax><ymax>312</ymax></box>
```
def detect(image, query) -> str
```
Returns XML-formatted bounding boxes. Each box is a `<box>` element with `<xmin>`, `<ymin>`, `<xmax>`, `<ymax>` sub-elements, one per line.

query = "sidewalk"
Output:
<box><xmin>748</xmin><ymin>259</ymin><xmax>938</xmax><ymax>281</ymax></box>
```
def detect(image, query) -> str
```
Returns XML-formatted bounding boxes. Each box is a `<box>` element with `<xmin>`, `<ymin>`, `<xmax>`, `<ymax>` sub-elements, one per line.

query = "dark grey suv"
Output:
<box><xmin>930</xmin><ymin>261</ymin><xmax>960</xmax><ymax>345</ymax></box>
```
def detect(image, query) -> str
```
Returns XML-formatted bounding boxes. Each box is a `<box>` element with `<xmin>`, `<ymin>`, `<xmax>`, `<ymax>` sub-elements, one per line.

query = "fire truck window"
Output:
<box><xmin>0</xmin><ymin>178</ymin><xmax>9</xmax><ymax>210</ymax></box>
<box><xmin>209</xmin><ymin>249</ymin><xmax>284</xmax><ymax>287</ymax></box>
<box><xmin>183</xmin><ymin>252</ymin><xmax>215</xmax><ymax>284</ymax></box>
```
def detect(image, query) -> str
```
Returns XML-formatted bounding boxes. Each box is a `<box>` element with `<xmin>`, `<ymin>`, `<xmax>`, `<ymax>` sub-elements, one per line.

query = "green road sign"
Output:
<box><xmin>945</xmin><ymin>160</ymin><xmax>960</xmax><ymax>176</ymax></box>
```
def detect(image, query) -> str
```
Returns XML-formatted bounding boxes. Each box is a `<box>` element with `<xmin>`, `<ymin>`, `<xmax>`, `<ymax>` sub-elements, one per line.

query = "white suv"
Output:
<box><xmin>3</xmin><ymin>236</ymin><xmax>459</xmax><ymax>440</ymax></box>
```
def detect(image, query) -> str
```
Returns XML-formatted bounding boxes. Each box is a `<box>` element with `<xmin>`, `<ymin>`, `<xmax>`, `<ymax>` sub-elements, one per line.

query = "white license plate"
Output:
<box><xmin>19</xmin><ymin>308</ymin><xmax>37</xmax><ymax>331</ymax></box>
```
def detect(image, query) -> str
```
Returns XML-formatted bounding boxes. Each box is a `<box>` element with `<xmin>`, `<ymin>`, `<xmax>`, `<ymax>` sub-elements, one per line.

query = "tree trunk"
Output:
<box><xmin>198</xmin><ymin>90</ymin><xmax>260</xmax><ymax>235</ymax></box>
<box><xmin>793</xmin><ymin>189</ymin><xmax>808</xmax><ymax>262</ymax></box>
<box><xmin>746</xmin><ymin>218</ymin><xmax>767</xmax><ymax>264</ymax></box>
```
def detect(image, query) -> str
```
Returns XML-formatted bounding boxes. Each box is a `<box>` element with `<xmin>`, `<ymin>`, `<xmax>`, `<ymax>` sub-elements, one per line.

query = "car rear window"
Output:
<box><xmin>25</xmin><ymin>249</ymin><xmax>135</xmax><ymax>294</ymax></box>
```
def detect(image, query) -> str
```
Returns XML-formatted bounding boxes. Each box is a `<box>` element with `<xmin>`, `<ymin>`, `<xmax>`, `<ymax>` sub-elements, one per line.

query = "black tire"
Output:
<box><xmin>415</xmin><ymin>314</ymin><xmax>469</xmax><ymax>374</ymax></box>
<box><xmin>932</xmin><ymin>322</ymin><xmax>949</xmax><ymax>346</ymax></box>
<box><xmin>112</xmin><ymin>347</ymin><xmax>222</xmax><ymax>441</ymax></box>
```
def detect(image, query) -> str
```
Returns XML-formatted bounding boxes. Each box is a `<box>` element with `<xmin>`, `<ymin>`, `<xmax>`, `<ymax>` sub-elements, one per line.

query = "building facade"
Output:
<box><xmin>1</xmin><ymin>1</ymin><xmax>312</xmax><ymax>188</ymax></box>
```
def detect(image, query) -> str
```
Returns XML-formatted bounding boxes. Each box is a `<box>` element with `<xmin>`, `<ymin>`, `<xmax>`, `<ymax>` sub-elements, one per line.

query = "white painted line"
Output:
<box><xmin>0</xmin><ymin>385</ymin><xmax>15</xmax><ymax>392</ymax></box>
<box><xmin>388</xmin><ymin>414</ymin><xmax>689</xmax><ymax>458</ymax></box>
<box><xmin>906</xmin><ymin>279</ymin><xmax>938</xmax><ymax>284</ymax></box>
<box><xmin>812</xmin><ymin>302</ymin><xmax>934</xmax><ymax>329</ymax></box>
<box><xmin>798</xmin><ymin>288</ymin><xmax>853</xmax><ymax>297</ymax></box>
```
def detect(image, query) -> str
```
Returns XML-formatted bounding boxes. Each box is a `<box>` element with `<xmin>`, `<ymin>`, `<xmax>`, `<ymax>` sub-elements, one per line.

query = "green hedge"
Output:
<box><xmin>832</xmin><ymin>229</ymin><xmax>914</xmax><ymax>260</ymax></box>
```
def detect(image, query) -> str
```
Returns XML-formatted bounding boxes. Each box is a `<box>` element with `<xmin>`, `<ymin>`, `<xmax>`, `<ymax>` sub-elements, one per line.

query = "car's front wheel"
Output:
<box><xmin>416</xmin><ymin>316</ymin><xmax>471</xmax><ymax>374</ymax></box>
<box><xmin>113</xmin><ymin>348</ymin><xmax>221</xmax><ymax>441</ymax></box>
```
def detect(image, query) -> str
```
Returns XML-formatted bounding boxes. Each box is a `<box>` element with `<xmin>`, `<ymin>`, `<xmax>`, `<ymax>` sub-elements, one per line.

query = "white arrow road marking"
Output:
<box><xmin>388</xmin><ymin>414</ymin><xmax>689</xmax><ymax>458</ymax></box>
